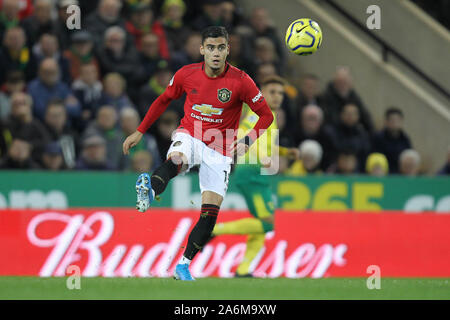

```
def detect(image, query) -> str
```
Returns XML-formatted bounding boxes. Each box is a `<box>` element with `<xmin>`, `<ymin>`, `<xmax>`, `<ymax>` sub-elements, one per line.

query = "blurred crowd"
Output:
<box><xmin>0</xmin><ymin>0</ymin><xmax>448</xmax><ymax>176</ymax></box>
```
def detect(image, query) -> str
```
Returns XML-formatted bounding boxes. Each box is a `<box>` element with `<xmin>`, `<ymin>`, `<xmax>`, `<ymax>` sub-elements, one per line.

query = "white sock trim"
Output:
<box><xmin>180</xmin><ymin>256</ymin><xmax>192</xmax><ymax>265</ymax></box>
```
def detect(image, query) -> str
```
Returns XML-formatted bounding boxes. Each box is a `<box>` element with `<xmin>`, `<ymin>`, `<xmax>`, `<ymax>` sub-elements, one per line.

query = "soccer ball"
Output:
<box><xmin>285</xmin><ymin>18</ymin><xmax>323</xmax><ymax>55</ymax></box>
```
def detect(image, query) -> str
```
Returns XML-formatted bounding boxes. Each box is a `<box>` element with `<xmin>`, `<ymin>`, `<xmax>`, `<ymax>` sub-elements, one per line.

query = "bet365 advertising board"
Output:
<box><xmin>0</xmin><ymin>171</ymin><xmax>449</xmax><ymax>212</ymax></box>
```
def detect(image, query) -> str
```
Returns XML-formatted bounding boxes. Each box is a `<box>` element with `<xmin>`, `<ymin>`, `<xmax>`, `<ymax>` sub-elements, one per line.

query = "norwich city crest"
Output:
<box><xmin>217</xmin><ymin>88</ymin><xmax>232</xmax><ymax>103</ymax></box>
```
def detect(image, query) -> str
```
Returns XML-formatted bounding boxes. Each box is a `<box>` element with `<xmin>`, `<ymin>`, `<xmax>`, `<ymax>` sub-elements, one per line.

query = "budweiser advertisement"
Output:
<box><xmin>0</xmin><ymin>209</ymin><xmax>449</xmax><ymax>278</ymax></box>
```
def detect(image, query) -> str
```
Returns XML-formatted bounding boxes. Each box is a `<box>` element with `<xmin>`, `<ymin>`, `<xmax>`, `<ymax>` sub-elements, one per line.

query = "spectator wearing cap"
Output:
<box><xmin>72</xmin><ymin>63</ymin><xmax>103</xmax><ymax>125</ymax></box>
<box><xmin>119</xmin><ymin>107</ymin><xmax>161</xmax><ymax>170</ymax></box>
<box><xmin>27</xmin><ymin>57</ymin><xmax>81</xmax><ymax>122</ymax></box>
<box><xmin>371</xmin><ymin>107</ymin><xmax>412</xmax><ymax>174</ymax></box>
<box><xmin>191</xmin><ymin>0</ymin><xmax>225</xmax><ymax>31</ymax></box>
<box><xmin>329</xmin><ymin>103</ymin><xmax>371</xmax><ymax>171</ymax></box>
<box><xmin>43</xmin><ymin>99</ymin><xmax>79</xmax><ymax>167</ymax></box>
<box><xmin>76</xmin><ymin>134</ymin><xmax>113</xmax><ymax>170</ymax></box>
<box><xmin>63</xmin><ymin>30</ymin><xmax>100</xmax><ymax>80</ymax></box>
<box><xmin>437</xmin><ymin>145</ymin><xmax>450</xmax><ymax>175</ymax></box>
<box><xmin>98</xmin><ymin>72</ymin><xmax>135</xmax><ymax>113</ymax></box>
<box><xmin>0</xmin><ymin>71</ymin><xmax>26</xmax><ymax>121</ymax></box>
<box><xmin>320</xmin><ymin>66</ymin><xmax>374</xmax><ymax>133</ymax></box>
<box><xmin>249</xmin><ymin>7</ymin><xmax>286</xmax><ymax>73</ymax></box>
<box><xmin>33</xmin><ymin>33</ymin><xmax>72</xmax><ymax>85</ymax></box>
<box><xmin>21</xmin><ymin>0</ymin><xmax>55</xmax><ymax>46</ymax></box>
<box><xmin>138</xmin><ymin>60</ymin><xmax>183</xmax><ymax>118</ymax></box>
<box><xmin>82</xmin><ymin>105</ymin><xmax>122</xmax><ymax>169</ymax></box>
<box><xmin>285</xmin><ymin>140</ymin><xmax>323</xmax><ymax>176</ymax></box>
<box><xmin>366</xmin><ymin>152</ymin><xmax>389</xmax><ymax>176</ymax></box>
<box><xmin>96</xmin><ymin>26</ymin><xmax>140</xmax><ymax>81</ymax></box>
<box><xmin>41</xmin><ymin>141</ymin><xmax>65</xmax><ymax>170</ymax></box>
<box><xmin>0</xmin><ymin>0</ymin><xmax>21</xmax><ymax>43</ymax></box>
<box><xmin>170</xmin><ymin>32</ymin><xmax>203</xmax><ymax>71</ymax></box>
<box><xmin>398</xmin><ymin>149</ymin><xmax>421</xmax><ymax>176</ymax></box>
<box><xmin>155</xmin><ymin>0</ymin><xmax>191</xmax><ymax>56</ymax></box>
<box><xmin>84</xmin><ymin>0</ymin><xmax>130</xmax><ymax>48</ymax></box>
<box><xmin>292</xmin><ymin>104</ymin><xmax>335</xmax><ymax>171</ymax></box>
<box><xmin>3</xmin><ymin>91</ymin><xmax>50</xmax><ymax>162</ymax></box>
<box><xmin>0</xmin><ymin>26</ymin><xmax>37</xmax><ymax>85</ymax></box>
<box><xmin>53</xmin><ymin>0</ymin><xmax>80</xmax><ymax>50</ymax></box>
<box><xmin>0</xmin><ymin>138</ymin><xmax>40</xmax><ymax>169</ymax></box>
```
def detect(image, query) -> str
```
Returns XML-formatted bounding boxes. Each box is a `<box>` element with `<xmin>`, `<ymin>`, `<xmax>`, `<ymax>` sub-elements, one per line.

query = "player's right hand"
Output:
<box><xmin>123</xmin><ymin>131</ymin><xmax>143</xmax><ymax>155</ymax></box>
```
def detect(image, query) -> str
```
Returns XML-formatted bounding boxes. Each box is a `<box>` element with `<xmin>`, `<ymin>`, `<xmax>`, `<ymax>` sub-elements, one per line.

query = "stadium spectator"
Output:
<box><xmin>248</xmin><ymin>7</ymin><xmax>285</xmax><ymax>72</ymax></box>
<box><xmin>41</xmin><ymin>141</ymin><xmax>65</xmax><ymax>170</ymax></box>
<box><xmin>372</xmin><ymin>107</ymin><xmax>412</xmax><ymax>174</ymax></box>
<box><xmin>156</xmin><ymin>0</ymin><xmax>191</xmax><ymax>56</ymax></box>
<box><xmin>329</xmin><ymin>103</ymin><xmax>371</xmax><ymax>171</ymax></box>
<box><xmin>72</xmin><ymin>63</ymin><xmax>103</xmax><ymax>125</ymax></box>
<box><xmin>0</xmin><ymin>26</ymin><xmax>37</xmax><ymax>85</ymax></box>
<box><xmin>84</xmin><ymin>0</ymin><xmax>129</xmax><ymax>48</ymax></box>
<box><xmin>63</xmin><ymin>31</ymin><xmax>100</xmax><ymax>81</ymax></box>
<box><xmin>98</xmin><ymin>72</ymin><xmax>134</xmax><ymax>113</ymax></box>
<box><xmin>138</xmin><ymin>60</ymin><xmax>183</xmax><ymax>118</ymax></box>
<box><xmin>75</xmin><ymin>134</ymin><xmax>113</xmax><ymax>170</ymax></box>
<box><xmin>96</xmin><ymin>26</ymin><xmax>140</xmax><ymax>81</ymax></box>
<box><xmin>21</xmin><ymin>0</ymin><xmax>55</xmax><ymax>47</ymax></box>
<box><xmin>327</xmin><ymin>148</ymin><xmax>359</xmax><ymax>174</ymax></box>
<box><xmin>292</xmin><ymin>104</ymin><xmax>335</xmax><ymax>170</ymax></box>
<box><xmin>254</xmin><ymin>62</ymin><xmax>276</xmax><ymax>86</ymax></box>
<box><xmin>0</xmin><ymin>138</ymin><xmax>40</xmax><ymax>169</ymax></box>
<box><xmin>320</xmin><ymin>66</ymin><xmax>374</xmax><ymax>133</ymax></box>
<box><xmin>285</xmin><ymin>140</ymin><xmax>322</xmax><ymax>175</ymax></box>
<box><xmin>125</xmin><ymin>1</ymin><xmax>155</xmax><ymax>50</ymax></box>
<box><xmin>296</xmin><ymin>74</ymin><xmax>323</xmax><ymax>115</ymax></box>
<box><xmin>83</xmin><ymin>105</ymin><xmax>122</xmax><ymax>169</ymax></box>
<box><xmin>0</xmin><ymin>71</ymin><xmax>26</xmax><ymax>121</ymax></box>
<box><xmin>251</xmin><ymin>37</ymin><xmax>282</xmax><ymax>76</ymax></box>
<box><xmin>437</xmin><ymin>145</ymin><xmax>450</xmax><ymax>175</ymax></box>
<box><xmin>191</xmin><ymin>0</ymin><xmax>227</xmax><ymax>31</ymax></box>
<box><xmin>43</xmin><ymin>99</ymin><xmax>79</xmax><ymax>168</ymax></box>
<box><xmin>132</xmin><ymin>33</ymin><xmax>163</xmax><ymax>89</ymax></box>
<box><xmin>4</xmin><ymin>92</ymin><xmax>50</xmax><ymax>161</ymax></box>
<box><xmin>119</xmin><ymin>107</ymin><xmax>161</xmax><ymax>170</ymax></box>
<box><xmin>0</xmin><ymin>0</ymin><xmax>21</xmax><ymax>43</ymax></box>
<box><xmin>27</xmin><ymin>58</ymin><xmax>81</xmax><ymax>122</ymax></box>
<box><xmin>220</xmin><ymin>0</ymin><xmax>245</xmax><ymax>30</ymax></box>
<box><xmin>227</xmin><ymin>32</ymin><xmax>252</xmax><ymax>72</ymax></box>
<box><xmin>33</xmin><ymin>33</ymin><xmax>72</xmax><ymax>85</ymax></box>
<box><xmin>53</xmin><ymin>0</ymin><xmax>80</xmax><ymax>50</ymax></box>
<box><xmin>366</xmin><ymin>152</ymin><xmax>389</xmax><ymax>177</ymax></box>
<box><xmin>399</xmin><ymin>149</ymin><xmax>421</xmax><ymax>176</ymax></box>
<box><xmin>130</xmin><ymin>149</ymin><xmax>154</xmax><ymax>173</ymax></box>
<box><xmin>170</xmin><ymin>32</ymin><xmax>203</xmax><ymax>71</ymax></box>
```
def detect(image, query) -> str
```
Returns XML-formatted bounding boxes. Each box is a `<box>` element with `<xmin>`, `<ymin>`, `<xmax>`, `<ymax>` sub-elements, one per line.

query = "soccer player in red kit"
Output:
<box><xmin>122</xmin><ymin>26</ymin><xmax>274</xmax><ymax>281</ymax></box>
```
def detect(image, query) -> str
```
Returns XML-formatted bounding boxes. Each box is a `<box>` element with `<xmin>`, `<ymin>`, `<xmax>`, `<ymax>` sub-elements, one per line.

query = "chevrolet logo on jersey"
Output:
<box><xmin>192</xmin><ymin>104</ymin><xmax>223</xmax><ymax>116</ymax></box>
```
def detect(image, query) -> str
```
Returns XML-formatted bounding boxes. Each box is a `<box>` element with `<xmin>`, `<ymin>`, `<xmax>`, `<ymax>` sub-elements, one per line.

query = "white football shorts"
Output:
<box><xmin>166</xmin><ymin>132</ymin><xmax>232</xmax><ymax>198</ymax></box>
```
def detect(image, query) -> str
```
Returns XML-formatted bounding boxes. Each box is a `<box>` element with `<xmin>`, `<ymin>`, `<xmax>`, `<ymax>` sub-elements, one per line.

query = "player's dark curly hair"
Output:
<box><xmin>201</xmin><ymin>26</ymin><xmax>229</xmax><ymax>44</ymax></box>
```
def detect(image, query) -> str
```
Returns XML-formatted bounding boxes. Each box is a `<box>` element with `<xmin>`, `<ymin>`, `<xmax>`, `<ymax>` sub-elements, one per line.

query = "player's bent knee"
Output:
<box><xmin>167</xmin><ymin>152</ymin><xmax>188</xmax><ymax>171</ymax></box>
<box><xmin>260</xmin><ymin>216</ymin><xmax>274</xmax><ymax>233</ymax></box>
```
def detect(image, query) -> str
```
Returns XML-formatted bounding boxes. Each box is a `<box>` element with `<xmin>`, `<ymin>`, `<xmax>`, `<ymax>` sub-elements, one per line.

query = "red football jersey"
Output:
<box><xmin>138</xmin><ymin>62</ymin><xmax>273</xmax><ymax>155</ymax></box>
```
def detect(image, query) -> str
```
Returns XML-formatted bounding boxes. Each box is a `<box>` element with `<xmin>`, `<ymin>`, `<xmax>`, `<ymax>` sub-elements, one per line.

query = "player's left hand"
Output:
<box><xmin>229</xmin><ymin>139</ymin><xmax>249</xmax><ymax>157</ymax></box>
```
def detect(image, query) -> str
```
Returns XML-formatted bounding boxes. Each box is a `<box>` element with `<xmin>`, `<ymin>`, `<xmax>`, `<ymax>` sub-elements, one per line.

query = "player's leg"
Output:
<box><xmin>136</xmin><ymin>133</ymin><xmax>193</xmax><ymax>212</ymax></box>
<box><xmin>174</xmin><ymin>191</ymin><xmax>223</xmax><ymax>281</ymax></box>
<box><xmin>174</xmin><ymin>147</ymin><xmax>231</xmax><ymax>280</ymax></box>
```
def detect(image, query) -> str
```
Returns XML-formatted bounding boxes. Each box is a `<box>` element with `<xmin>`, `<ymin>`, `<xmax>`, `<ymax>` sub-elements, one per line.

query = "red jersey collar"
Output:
<box><xmin>201</xmin><ymin>61</ymin><xmax>229</xmax><ymax>79</ymax></box>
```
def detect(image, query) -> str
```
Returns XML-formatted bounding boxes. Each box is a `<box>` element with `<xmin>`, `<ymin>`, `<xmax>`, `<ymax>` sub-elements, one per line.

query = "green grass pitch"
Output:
<box><xmin>0</xmin><ymin>277</ymin><xmax>449</xmax><ymax>300</ymax></box>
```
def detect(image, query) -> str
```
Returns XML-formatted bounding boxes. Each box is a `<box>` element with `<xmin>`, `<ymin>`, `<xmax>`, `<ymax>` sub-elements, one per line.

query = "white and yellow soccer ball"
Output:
<box><xmin>285</xmin><ymin>18</ymin><xmax>323</xmax><ymax>55</ymax></box>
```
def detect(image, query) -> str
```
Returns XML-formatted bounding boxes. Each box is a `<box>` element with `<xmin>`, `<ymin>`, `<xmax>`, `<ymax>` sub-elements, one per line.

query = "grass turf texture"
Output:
<box><xmin>0</xmin><ymin>277</ymin><xmax>448</xmax><ymax>300</ymax></box>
